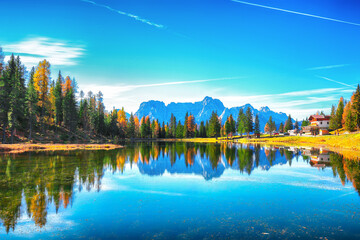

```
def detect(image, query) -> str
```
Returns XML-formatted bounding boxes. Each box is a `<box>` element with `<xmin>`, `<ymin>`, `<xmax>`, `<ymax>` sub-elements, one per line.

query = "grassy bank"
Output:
<box><xmin>160</xmin><ymin>134</ymin><xmax>360</xmax><ymax>159</ymax></box>
<box><xmin>0</xmin><ymin>143</ymin><xmax>122</xmax><ymax>154</ymax></box>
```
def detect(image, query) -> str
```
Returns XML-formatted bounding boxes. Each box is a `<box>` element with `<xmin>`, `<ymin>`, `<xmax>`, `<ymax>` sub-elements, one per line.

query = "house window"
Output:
<box><xmin>321</xmin><ymin>158</ymin><xmax>323</xmax><ymax>160</ymax></box>
<box><xmin>327</xmin><ymin>122</ymin><xmax>329</xmax><ymax>124</ymax></box>
<box><xmin>320</xmin><ymin>121</ymin><xmax>322</xmax><ymax>124</ymax></box>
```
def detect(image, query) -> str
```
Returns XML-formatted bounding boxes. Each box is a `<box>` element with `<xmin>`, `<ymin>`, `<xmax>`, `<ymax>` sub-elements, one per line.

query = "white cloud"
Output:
<box><xmin>2</xmin><ymin>37</ymin><xmax>85</xmax><ymax>67</ymax></box>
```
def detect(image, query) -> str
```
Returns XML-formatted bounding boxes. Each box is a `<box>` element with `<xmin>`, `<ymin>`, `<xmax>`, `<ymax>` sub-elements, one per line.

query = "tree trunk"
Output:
<box><xmin>2</xmin><ymin>122</ymin><xmax>7</xmax><ymax>144</ymax></box>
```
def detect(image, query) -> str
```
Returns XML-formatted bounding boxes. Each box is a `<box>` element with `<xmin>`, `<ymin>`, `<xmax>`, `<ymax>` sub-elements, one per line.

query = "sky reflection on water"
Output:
<box><xmin>1</xmin><ymin>142</ymin><xmax>360</xmax><ymax>239</ymax></box>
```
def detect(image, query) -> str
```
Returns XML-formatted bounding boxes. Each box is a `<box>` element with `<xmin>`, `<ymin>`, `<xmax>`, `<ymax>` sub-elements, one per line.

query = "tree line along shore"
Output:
<box><xmin>1</xmin><ymin>48</ymin><xmax>360</xmax><ymax>146</ymax></box>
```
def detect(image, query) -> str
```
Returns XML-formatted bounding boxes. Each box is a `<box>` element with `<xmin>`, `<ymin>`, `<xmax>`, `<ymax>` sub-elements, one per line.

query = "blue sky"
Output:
<box><xmin>1</xmin><ymin>0</ymin><xmax>360</xmax><ymax>119</ymax></box>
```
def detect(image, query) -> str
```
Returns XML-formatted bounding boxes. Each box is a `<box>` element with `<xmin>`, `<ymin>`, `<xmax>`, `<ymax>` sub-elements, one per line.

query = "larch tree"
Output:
<box><xmin>117</xmin><ymin>107</ymin><xmax>127</xmax><ymax>138</ymax></box>
<box><xmin>34</xmin><ymin>59</ymin><xmax>51</xmax><ymax>131</ymax></box>
<box><xmin>264</xmin><ymin>123</ymin><xmax>270</xmax><ymax>134</ymax></box>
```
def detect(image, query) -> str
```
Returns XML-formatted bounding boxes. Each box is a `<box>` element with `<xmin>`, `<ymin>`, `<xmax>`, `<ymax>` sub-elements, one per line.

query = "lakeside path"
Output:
<box><xmin>0</xmin><ymin>144</ymin><xmax>123</xmax><ymax>154</ymax></box>
<box><xmin>159</xmin><ymin>133</ymin><xmax>360</xmax><ymax>159</ymax></box>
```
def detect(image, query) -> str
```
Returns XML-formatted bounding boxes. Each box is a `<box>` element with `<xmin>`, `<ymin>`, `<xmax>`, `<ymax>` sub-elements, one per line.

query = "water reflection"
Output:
<box><xmin>0</xmin><ymin>142</ymin><xmax>359</xmax><ymax>232</ymax></box>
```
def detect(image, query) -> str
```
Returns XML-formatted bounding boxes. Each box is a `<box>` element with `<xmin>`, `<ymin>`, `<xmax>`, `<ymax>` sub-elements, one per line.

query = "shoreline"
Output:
<box><xmin>0</xmin><ymin>143</ymin><xmax>123</xmax><ymax>154</ymax></box>
<box><xmin>157</xmin><ymin>133</ymin><xmax>360</xmax><ymax>159</ymax></box>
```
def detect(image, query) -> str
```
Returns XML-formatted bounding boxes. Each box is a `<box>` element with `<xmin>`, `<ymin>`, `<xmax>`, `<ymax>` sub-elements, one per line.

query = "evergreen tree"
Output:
<box><xmin>128</xmin><ymin>113</ymin><xmax>135</xmax><ymax>138</ymax></box>
<box><xmin>237</xmin><ymin>108</ymin><xmax>246</xmax><ymax>136</ymax></box>
<box><xmin>267</xmin><ymin>116</ymin><xmax>276</xmax><ymax>135</ymax></box>
<box><xmin>284</xmin><ymin>115</ymin><xmax>293</xmax><ymax>132</ymax></box>
<box><xmin>301</xmin><ymin>118</ymin><xmax>310</xmax><ymax>127</ymax></box>
<box><xmin>352</xmin><ymin>85</ymin><xmax>360</xmax><ymax>130</ymax></box>
<box><xmin>26</xmin><ymin>67</ymin><xmax>38</xmax><ymax>140</ymax></box>
<box><xmin>96</xmin><ymin>91</ymin><xmax>105</xmax><ymax>135</ymax></box>
<box><xmin>199</xmin><ymin>121</ymin><xmax>206</xmax><ymax>137</ymax></box>
<box><xmin>0</xmin><ymin>54</ymin><xmax>15</xmax><ymax>143</ymax></box>
<box><xmin>183</xmin><ymin>112</ymin><xmax>189</xmax><ymax>138</ymax></box>
<box><xmin>169</xmin><ymin>113</ymin><xmax>176</xmax><ymax>138</ymax></box>
<box><xmin>54</xmin><ymin>71</ymin><xmax>63</xmax><ymax>126</ymax></box>
<box><xmin>294</xmin><ymin>120</ymin><xmax>299</xmax><ymax>131</ymax></box>
<box><xmin>63</xmin><ymin>80</ymin><xmax>77</xmax><ymax>133</ymax></box>
<box><xmin>8</xmin><ymin>56</ymin><xmax>26</xmax><ymax>143</ymax></box>
<box><xmin>329</xmin><ymin>105</ymin><xmax>337</xmax><ymax>130</ymax></box>
<box><xmin>335</xmin><ymin>97</ymin><xmax>344</xmax><ymax>129</ymax></box>
<box><xmin>279</xmin><ymin>122</ymin><xmax>284</xmax><ymax>133</ymax></box>
<box><xmin>244</xmin><ymin>107</ymin><xmax>253</xmax><ymax>136</ymax></box>
<box><xmin>254</xmin><ymin>114</ymin><xmax>260</xmax><ymax>135</ymax></box>
<box><xmin>208</xmin><ymin>111</ymin><xmax>221</xmax><ymax>137</ymax></box>
<box><xmin>176</xmin><ymin>120</ymin><xmax>184</xmax><ymax>138</ymax></box>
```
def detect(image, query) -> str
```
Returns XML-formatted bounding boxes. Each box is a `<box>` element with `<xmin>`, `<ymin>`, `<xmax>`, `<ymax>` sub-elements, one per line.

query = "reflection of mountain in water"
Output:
<box><xmin>138</xmin><ymin>154</ymin><xmax>226</xmax><ymax>180</ymax></box>
<box><xmin>137</xmin><ymin>145</ymin><xmax>289</xmax><ymax>180</ymax></box>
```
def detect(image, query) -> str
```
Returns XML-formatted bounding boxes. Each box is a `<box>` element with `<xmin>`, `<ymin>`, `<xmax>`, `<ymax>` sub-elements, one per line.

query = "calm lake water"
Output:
<box><xmin>1</xmin><ymin>142</ymin><xmax>360</xmax><ymax>239</ymax></box>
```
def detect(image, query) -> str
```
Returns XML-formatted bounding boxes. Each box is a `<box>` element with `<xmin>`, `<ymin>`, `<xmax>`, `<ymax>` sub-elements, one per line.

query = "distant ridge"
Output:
<box><xmin>135</xmin><ymin>96</ymin><xmax>291</xmax><ymax>131</ymax></box>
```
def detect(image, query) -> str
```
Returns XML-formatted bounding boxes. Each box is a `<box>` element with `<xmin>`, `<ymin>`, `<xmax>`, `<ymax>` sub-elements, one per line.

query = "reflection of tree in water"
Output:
<box><xmin>265</xmin><ymin>148</ymin><xmax>276</xmax><ymax>166</ymax></box>
<box><xmin>237</xmin><ymin>145</ymin><xmax>254</xmax><ymax>175</ymax></box>
<box><xmin>1</xmin><ymin>143</ymin><xmax>360</xmax><ymax>232</ymax></box>
<box><xmin>330</xmin><ymin>153</ymin><xmax>360</xmax><ymax>194</ymax></box>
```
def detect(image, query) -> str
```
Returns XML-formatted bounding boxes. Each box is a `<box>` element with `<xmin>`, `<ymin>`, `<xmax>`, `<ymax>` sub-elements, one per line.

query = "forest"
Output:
<box><xmin>1</xmin><ymin>48</ymin><xmax>359</xmax><ymax>144</ymax></box>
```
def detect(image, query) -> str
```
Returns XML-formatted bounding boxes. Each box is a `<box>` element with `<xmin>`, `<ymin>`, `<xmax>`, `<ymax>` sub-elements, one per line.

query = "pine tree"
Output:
<box><xmin>335</xmin><ymin>97</ymin><xmax>344</xmax><ymax>129</ymax></box>
<box><xmin>0</xmin><ymin>54</ymin><xmax>16</xmax><ymax>143</ymax></box>
<box><xmin>183</xmin><ymin>112</ymin><xmax>189</xmax><ymax>138</ymax></box>
<box><xmin>279</xmin><ymin>122</ymin><xmax>284</xmax><ymax>133</ymax></box>
<box><xmin>169</xmin><ymin>113</ymin><xmax>176</xmax><ymax>138</ymax></box>
<box><xmin>294</xmin><ymin>120</ymin><xmax>299</xmax><ymax>131</ymax></box>
<box><xmin>352</xmin><ymin>85</ymin><xmax>360</xmax><ymax>130</ymax></box>
<box><xmin>329</xmin><ymin>105</ymin><xmax>337</xmax><ymax>130</ymax></box>
<box><xmin>237</xmin><ymin>108</ymin><xmax>246</xmax><ymax>136</ymax></box>
<box><xmin>96</xmin><ymin>91</ymin><xmax>105</xmax><ymax>135</ymax></box>
<box><xmin>199</xmin><ymin>121</ymin><xmax>206</xmax><ymax>137</ymax></box>
<box><xmin>8</xmin><ymin>56</ymin><xmax>26</xmax><ymax>143</ymax></box>
<box><xmin>254</xmin><ymin>114</ymin><xmax>260</xmax><ymax>135</ymax></box>
<box><xmin>63</xmin><ymin>79</ymin><xmax>77</xmax><ymax>133</ymax></box>
<box><xmin>54</xmin><ymin>71</ymin><xmax>63</xmax><ymax>126</ymax></box>
<box><xmin>26</xmin><ymin>67</ymin><xmax>38</xmax><ymax>140</ymax></box>
<box><xmin>128</xmin><ymin>113</ymin><xmax>135</xmax><ymax>138</ymax></box>
<box><xmin>208</xmin><ymin>111</ymin><xmax>221</xmax><ymax>137</ymax></box>
<box><xmin>284</xmin><ymin>115</ymin><xmax>293</xmax><ymax>132</ymax></box>
<box><xmin>244</xmin><ymin>107</ymin><xmax>253</xmax><ymax>136</ymax></box>
<box><xmin>267</xmin><ymin>116</ymin><xmax>276</xmax><ymax>135</ymax></box>
<box><xmin>176</xmin><ymin>120</ymin><xmax>183</xmax><ymax>138</ymax></box>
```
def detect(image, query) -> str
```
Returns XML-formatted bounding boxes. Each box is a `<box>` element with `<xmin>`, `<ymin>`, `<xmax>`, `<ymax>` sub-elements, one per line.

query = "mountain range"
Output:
<box><xmin>134</xmin><ymin>96</ymin><xmax>291</xmax><ymax>131</ymax></box>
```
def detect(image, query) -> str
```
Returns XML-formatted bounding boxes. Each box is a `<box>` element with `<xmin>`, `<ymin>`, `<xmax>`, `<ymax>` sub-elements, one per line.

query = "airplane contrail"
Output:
<box><xmin>232</xmin><ymin>0</ymin><xmax>360</xmax><ymax>27</ymax></box>
<box><xmin>317</xmin><ymin>76</ymin><xmax>354</xmax><ymax>88</ymax></box>
<box><xmin>81</xmin><ymin>0</ymin><xmax>165</xmax><ymax>29</ymax></box>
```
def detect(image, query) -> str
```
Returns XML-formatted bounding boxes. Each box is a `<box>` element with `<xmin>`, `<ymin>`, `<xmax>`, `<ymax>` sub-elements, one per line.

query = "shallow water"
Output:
<box><xmin>0</xmin><ymin>142</ymin><xmax>360</xmax><ymax>239</ymax></box>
